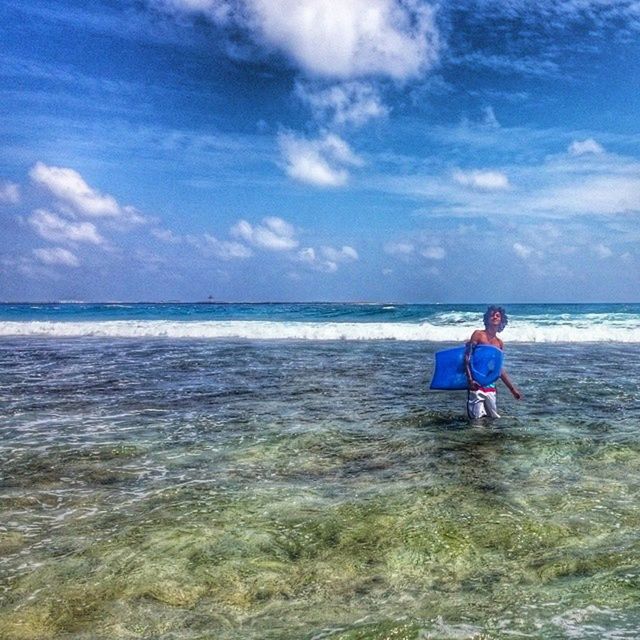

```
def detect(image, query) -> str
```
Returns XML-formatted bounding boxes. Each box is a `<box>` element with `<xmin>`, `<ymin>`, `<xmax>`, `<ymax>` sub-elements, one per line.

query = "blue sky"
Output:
<box><xmin>1</xmin><ymin>0</ymin><xmax>639</xmax><ymax>302</ymax></box>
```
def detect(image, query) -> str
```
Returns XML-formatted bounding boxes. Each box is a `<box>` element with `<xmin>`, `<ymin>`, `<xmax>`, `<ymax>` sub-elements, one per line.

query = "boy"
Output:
<box><xmin>464</xmin><ymin>305</ymin><xmax>521</xmax><ymax>420</ymax></box>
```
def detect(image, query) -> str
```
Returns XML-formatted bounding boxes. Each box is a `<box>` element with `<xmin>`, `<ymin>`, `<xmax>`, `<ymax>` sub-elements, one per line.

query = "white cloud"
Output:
<box><xmin>33</xmin><ymin>247</ymin><xmax>80</xmax><ymax>267</ymax></box>
<box><xmin>28</xmin><ymin>209</ymin><xmax>105</xmax><ymax>245</ymax></box>
<box><xmin>202</xmin><ymin>233</ymin><xmax>253</xmax><ymax>259</ymax></box>
<box><xmin>321</xmin><ymin>245</ymin><xmax>359</xmax><ymax>262</ymax></box>
<box><xmin>297</xmin><ymin>247</ymin><xmax>317</xmax><ymax>263</ymax></box>
<box><xmin>29</xmin><ymin>162</ymin><xmax>146</xmax><ymax>223</ymax></box>
<box><xmin>152</xmin><ymin>228</ymin><xmax>182</xmax><ymax>243</ymax></box>
<box><xmin>593</xmin><ymin>243</ymin><xmax>612</xmax><ymax>259</ymax></box>
<box><xmin>384</xmin><ymin>239</ymin><xmax>444</xmax><ymax>262</ymax></box>
<box><xmin>513</xmin><ymin>242</ymin><xmax>534</xmax><ymax>259</ymax></box>
<box><xmin>531</xmin><ymin>176</ymin><xmax>640</xmax><ymax>215</ymax></box>
<box><xmin>30</xmin><ymin>162</ymin><xmax>120</xmax><ymax>217</ymax></box>
<box><xmin>384</xmin><ymin>241</ymin><xmax>414</xmax><ymax>256</ymax></box>
<box><xmin>231</xmin><ymin>216</ymin><xmax>298</xmax><ymax>250</ymax></box>
<box><xmin>420</xmin><ymin>246</ymin><xmax>445</xmax><ymax>260</ymax></box>
<box><xmin>297</xmin><ymin>244</ymin><xmax>358</xmax><ymax>272</ymax></box>
<box><xmin>296</xmin><ymin>81</ymin><xmax>389</xmax><ymax>127</ymax></box>
<box><xmin>0</xmin><ymin>181</ymin><xmax>20</xmax><ymax>204</ymax></box>
<box><xmin>159</xmin><ymin>0</ymin><xmax>439</xmax><ymax>80</ymax></box>
<box><xmin>224</xmin><ymin>0</ymin><xmax>441</xmax><ymax>80</ymax></box>
<box><xmin>297</xmin><ymin>246</ymin><xmax>338</xmax><ymax>273</ymax></box>
<box><xmin>252</xmin><ymin>0</ymin><xmax>438</xmax><ymax>79</ymax></box>
<box><xmin>384</xmin><ymin>144</ymin><xmax>640</xmax><ymax>219</ymax></box>
<box><xmin>569</xmin><ymin>138</ymin><xmax>605</xmax><ymax>156</ymax></box>
<box><xmin>279</xmin><ymin>132</ymin><xmax>363</xmax><ymax>187</ymax></box>
<box><xmin>453</xmin><ymin>169</ymin><xmax>510</xmax><ymax>191</ymax></box>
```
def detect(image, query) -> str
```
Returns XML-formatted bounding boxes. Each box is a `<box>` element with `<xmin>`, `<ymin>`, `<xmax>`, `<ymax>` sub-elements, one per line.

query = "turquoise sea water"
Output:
<box><xmin>1</xmin><ymin>303</ymin><xmax>640</xmax><ymax>639</ymax></box>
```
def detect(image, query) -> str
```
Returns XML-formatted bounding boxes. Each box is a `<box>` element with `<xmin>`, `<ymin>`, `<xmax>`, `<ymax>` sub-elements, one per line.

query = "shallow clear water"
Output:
<box><xmin>1</xmin><ymin>338</ymin><xmax>640</xmax><ymax>639</ymax></box>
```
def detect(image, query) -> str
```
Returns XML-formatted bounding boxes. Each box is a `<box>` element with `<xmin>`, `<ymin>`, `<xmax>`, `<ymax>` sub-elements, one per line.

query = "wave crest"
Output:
<box><xmin>1</xmin><ymin>320</ymin><xmax>640</xmax><ymax>342</ymax></box>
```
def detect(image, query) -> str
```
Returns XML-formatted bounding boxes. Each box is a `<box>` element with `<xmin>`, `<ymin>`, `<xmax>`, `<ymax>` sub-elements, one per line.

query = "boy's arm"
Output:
<box><xmin>464</xmin><ymin>333</ymin><xmax>481</xmax><ymax>390</ymax></box>
<box><xmin>500</xmin><ymin>370</ymin><xmax>521</xmax><ymax>399</ymax></box>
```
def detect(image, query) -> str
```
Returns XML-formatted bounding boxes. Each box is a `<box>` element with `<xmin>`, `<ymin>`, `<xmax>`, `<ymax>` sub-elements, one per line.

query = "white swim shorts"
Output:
<box><xmin>467</xmin><ymin>388</ymin><xmax>500</xmax><ymax>420</ymax></box>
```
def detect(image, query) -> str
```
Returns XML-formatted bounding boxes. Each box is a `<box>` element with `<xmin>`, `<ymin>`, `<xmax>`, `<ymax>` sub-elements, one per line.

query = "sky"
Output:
<box><xmin>1</xmin><ymin>0</ymin><xmax>640</xmax><ymax>303</ymax></box>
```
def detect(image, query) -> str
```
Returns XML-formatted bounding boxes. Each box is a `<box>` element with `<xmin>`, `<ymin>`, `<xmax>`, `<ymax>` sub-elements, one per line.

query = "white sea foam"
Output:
<box><xmin>1</xmin><ymin>319</ymin><xmax>640</xmax><ymax>341</ymax></box>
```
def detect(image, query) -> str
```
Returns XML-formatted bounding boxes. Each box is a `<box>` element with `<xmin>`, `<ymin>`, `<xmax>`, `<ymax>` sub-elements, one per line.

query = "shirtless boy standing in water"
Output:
<box><xmin>464</xmin><ymin>305</ymin><xmax>521</xmax><ymax>420</ymax></box>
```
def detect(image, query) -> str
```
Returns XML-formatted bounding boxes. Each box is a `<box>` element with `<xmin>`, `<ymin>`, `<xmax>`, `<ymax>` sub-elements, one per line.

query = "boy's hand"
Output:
<box><xmin>511</xmin><ymin>388</ymin><xmax>522</xmax><ymax>400</ymax></box>
<box><xmin>468</xmin><ymin>379</ymin><xmax>480</xmax><ymax>391</ymax></box>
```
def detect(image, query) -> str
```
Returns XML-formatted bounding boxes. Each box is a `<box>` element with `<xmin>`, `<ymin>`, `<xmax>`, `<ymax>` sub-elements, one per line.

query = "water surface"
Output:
<box><xmin>1</xmin><ymin>336</ymin><xmax>640</xmax><ymax>639</ymax></box>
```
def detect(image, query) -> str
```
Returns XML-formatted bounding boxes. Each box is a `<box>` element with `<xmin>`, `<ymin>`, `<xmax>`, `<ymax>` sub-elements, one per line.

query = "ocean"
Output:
<box><xmin>1</xmin><ymin>303</ymin><xmax>640</xmax><ymax>639</ymax></box>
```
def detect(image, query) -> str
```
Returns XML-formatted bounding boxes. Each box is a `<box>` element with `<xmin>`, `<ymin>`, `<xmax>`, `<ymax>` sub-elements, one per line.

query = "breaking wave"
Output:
<box><xmin>1</xmin><ymin>319</ymin><xmax>640</xmax><ymax>342</ymax></box>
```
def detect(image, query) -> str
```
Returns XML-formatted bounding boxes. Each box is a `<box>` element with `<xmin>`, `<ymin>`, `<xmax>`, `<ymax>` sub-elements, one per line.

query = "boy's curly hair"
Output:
<box><xmin>483</xmin><ymin>305</ymin><xmax>508</xmax><ymax>332</ymax></box>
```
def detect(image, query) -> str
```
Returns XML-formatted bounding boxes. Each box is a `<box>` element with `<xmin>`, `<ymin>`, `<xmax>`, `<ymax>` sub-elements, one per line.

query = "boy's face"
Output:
<box><xmin>488</xmin><ymin>309</ymin><xmax>502</xmax><ymax>326</ymax></box>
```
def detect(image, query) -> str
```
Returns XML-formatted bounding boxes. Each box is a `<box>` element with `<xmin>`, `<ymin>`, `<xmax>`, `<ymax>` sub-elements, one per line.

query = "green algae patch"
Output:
<box><xmin>142</xmin><ymin>580</ymin><xmax>207</xmax><ymax>607</ymax></box>
<box><xmin>0</xmin><ymin>607</ymin><xmax>55</xmax><ymax>640</ymax></box>
<box><xmin>0</xmin><ymin>530</ymin><xmax>26</xmax><ymax>554</ymax></box>
<box><xmin>324</xmin><ymin>620</ymin><xmax>423</xmax><ymax>640</ymax></box>
<box><xmin>0</xmin><ymin>444</ymin><xmax>146</xmax><ymax>489</ymax></box>
<box><xmin>0</xmin><ymin>584</ymin><xmax>119</xmax><ymax>639</ymax></box>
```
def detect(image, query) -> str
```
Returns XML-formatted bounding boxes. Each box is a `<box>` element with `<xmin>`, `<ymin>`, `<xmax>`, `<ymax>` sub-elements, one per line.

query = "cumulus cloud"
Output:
<box><xmin>453</xmin><ymin>168</ymin><xmax>510</xmax><ymax>191</ymax></box>
<box><xmin>296</xmin><ymin>81</ymin><xmax>389</xmax><ymax>127</ymax></box>
<box><xmin>33</xmin><ymin>247</ymin><xmax>80</xmax><ymax>267</ymax></box>
<box><xmin>30</xmin><ymin>162</ymin><xmax>120</xmax><ymax>217</ymax></box>
<box><xmin>252</xmin><ymin>0</ymin><xmax>439</xmax><ymax>79</ymax></box>
<box><xmin>201</xmin><ymin>233</ymin><xmax>253</xmax><ymax>259</ymax></box>
<box><xmin>568</xmin><ymin>138</ymin><xmax>605</xmax><ymax>156</ymax></box>
<box><xmin>153</xmin><ymin>2</ymin><xmax>439</xmax><ymax>190</ymax></box>
<box><xmin>297</xmin><ymin>244</ymin><xmax>358</xmax><ymax>272</ymax></box>
<box><xmin>279</xmin><ymin>132</ymin><xmax>363</xmax><ymax>187</ymax></box>
<box><xmin>0</xmin><ymin>181</ymin><xmax>20</xmax><ymax>204</ymax></box>
<box><xmin>321</xmin><ymin>245</ymin><xmax>359</xmax><ymax>262</ymax></box>
<box><xmin>28</xmin><ymin>209</ymin><xmax>105</xmax><ymax>245</ymax></box>
<box><xmin>420</xmin><ymin>245</ymin><xmax>445</xmax><ymax>260</ymax></box>
<box><xmin>231</xmin><ymin>216</ymin><xmax>298</xmax><ymax>250</ymax></box>
<box><xmin>384</xmin><ymin>239</ymin><xmax>444</xmax><ymax>261</ymax></box>
<box><xmin>384</xmin><ymin>241</ymin><xmax>415</xmax><ymax>256</ymax></box>
<box><xmin>29</xmin><ymin>162</ymin><xmax>146</xmax><ymax>223</ymax></box>
<box><xmin>160</xmin><ymin>0</ymin><xmax>440</xmax><ymax>80</ymax></box>
<box><xmin>183</xmin><ymin>231</ymin><xmax>253</xmax><ymax>259</ymax></box>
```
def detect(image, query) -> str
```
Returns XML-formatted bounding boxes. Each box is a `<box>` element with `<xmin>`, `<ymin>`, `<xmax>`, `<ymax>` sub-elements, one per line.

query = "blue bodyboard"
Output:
<box><xmin>430</xmin><ymin>344</ymin><xmax>503</xmax><ymax>390</ymax></box>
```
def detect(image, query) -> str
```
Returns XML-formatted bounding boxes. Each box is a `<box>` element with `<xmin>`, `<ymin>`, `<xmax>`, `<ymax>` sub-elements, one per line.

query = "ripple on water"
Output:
<box><xmin>2</xmin><ymin>339</ymin><xmax>640</xmax><ymax>639</ymax></box>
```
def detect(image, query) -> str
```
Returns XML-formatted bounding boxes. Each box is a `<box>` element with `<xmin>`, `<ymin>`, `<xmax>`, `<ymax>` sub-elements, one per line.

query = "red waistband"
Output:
<box><xmin>476</xmin><ymin>387</ymin><xmax>496</xmax><ymax>393</ymax></box>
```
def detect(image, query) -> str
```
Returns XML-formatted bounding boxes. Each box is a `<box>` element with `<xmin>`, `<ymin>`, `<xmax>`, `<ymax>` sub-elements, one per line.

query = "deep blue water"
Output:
<box><xmin>1</xmin><ymin>301</ymin><xmax>640</xmax><ymax>323</ymax></box>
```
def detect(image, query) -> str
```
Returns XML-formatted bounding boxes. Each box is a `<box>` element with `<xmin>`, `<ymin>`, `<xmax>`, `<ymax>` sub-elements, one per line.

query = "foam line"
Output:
<box><xmin>1</xmin><ymin>320</ymin><xmax>640</xmax><ymax>342</ymax></box>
